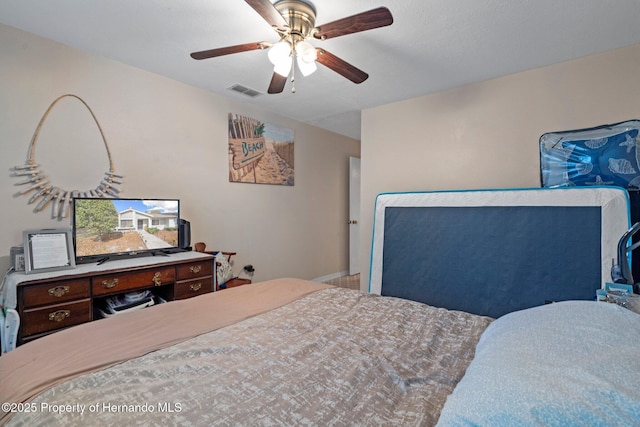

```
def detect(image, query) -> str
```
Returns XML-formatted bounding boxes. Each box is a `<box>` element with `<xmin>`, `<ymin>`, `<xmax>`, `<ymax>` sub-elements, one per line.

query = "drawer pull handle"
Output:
<box><xmin>101</xmin><ymin>278</ymin><xmax>119</xmax><ymax>289</ymax></box>
<box><xmin>189</xmin><ymin>282</ymin><xmax>202</xmax><ymax>292</ymax></box>
<box><xmin>189</xmin><ymin>265</ymin><xmax>202</xmax><ymax>274</ymax></box>
<box><xmin>152</xmin><ymin>272</ymin><xmax>162</xmax><ymax>286</ymax></box>
<box><xmin>48</xmin><ymin>285</ymin><xmax>70</xmax><ymax>298</ymax></box>
<box><xmin>49</xmin><ymin>310</ymin><xmax>70</xmax><ymax>322</ymax></box>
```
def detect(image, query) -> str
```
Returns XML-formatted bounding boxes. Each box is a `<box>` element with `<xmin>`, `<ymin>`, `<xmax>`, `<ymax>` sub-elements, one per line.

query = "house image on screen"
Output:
<box><xmin>117</xmin><ymin>208</ymin><xmax>178</xmax><ymax>231</ymax></box>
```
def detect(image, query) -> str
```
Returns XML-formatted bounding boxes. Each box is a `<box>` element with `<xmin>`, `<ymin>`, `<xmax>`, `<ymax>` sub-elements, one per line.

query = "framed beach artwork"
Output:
<box><xmin>228</xmin><ymin>113</ymin><xmax>294</xmax><ymax>186</ymax></box>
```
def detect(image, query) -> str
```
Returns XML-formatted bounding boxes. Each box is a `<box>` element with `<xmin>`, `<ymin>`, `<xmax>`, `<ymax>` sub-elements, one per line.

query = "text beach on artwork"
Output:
<box><xmin>228</xmin><ymin>113</ymin><xmax>294</xmax><ymax>186</ymax></box>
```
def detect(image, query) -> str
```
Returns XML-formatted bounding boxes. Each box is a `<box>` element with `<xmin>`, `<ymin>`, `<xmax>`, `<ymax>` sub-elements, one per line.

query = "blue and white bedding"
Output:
<box><xmin>437</xmin><ymin>300</ymin><xmax>640</xmax><ymax>426</ymax></box>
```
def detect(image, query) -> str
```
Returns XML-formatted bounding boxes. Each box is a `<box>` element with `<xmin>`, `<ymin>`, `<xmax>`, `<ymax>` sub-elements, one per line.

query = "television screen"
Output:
<box><xmin>72</xmin><ymin>198</ymin><xmax>182</xmax><ymax>264</ymax></box>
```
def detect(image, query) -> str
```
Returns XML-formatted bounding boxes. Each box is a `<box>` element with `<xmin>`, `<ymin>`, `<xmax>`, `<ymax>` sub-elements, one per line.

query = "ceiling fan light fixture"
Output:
<box><xmin>190</xmin><ymin>0</ymin><xmax>394</xmax><ymax>94</ymax></box>
<box><xmin>273</xmin><ymin>55</ymin><xmax>293</xmax><ymax>77</ymax></box>
<box><xmin>296</xmin><ymin>55</ymin><xmax>317</xmax><ymax>76</ymax></box>
<box><xmin>295</xmin><ymin>40</ymin><xmax>317</xmax><ymax>76</ymax></box>
<box><xmin>295</xmin><ymin>40</ymin><xmax>317</xmax><ymax>63</ymax></box>
<box><xmin>267</xmin><ymin>40</ymin><xmax>292</xmax><ymax>66</ymax></box>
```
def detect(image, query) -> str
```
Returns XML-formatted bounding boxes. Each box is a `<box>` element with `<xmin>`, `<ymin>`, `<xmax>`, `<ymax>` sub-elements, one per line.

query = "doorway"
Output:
<box><xmin>349</xmin><ymin>157</ymin><xmax>361</xmax><ymax>275</ymax></box>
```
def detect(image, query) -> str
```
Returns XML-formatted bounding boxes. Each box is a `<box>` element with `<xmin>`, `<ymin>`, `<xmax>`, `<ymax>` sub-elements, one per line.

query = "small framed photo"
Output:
<box><xmin>23</xmin><ymin>229</ymin><xmax>76</xmax><ymax>274</ymax></box>
<box><xmin>10</xmin><ymin>246</ymin><xmax>25</xmax><ymax>272</ymax></box>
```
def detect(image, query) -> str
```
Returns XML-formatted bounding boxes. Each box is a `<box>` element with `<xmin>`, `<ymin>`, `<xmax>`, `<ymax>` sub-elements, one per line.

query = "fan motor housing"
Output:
<box><xmin>274</xmin><ymin>0</ymin><xmax>317</xmax><ymax>38</ymax></box>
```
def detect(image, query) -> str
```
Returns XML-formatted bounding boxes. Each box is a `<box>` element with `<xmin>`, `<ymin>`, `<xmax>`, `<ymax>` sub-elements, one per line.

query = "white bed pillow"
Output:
<box><xmin>436</xmin><ymin>300</ymin><xmax>640</xmax><ymax>426</ymax></box>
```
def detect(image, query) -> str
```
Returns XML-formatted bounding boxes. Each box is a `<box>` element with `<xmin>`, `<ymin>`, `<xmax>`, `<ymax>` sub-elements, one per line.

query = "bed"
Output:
<box><xmin>1</xmin><ymin>187</ymin><xmax>639</xmax><ymax>426</ymax></box>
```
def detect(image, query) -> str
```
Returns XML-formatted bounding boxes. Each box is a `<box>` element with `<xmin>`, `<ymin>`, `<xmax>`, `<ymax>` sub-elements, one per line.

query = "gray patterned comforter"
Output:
<box><xmin>7</xmin><ymin>287</ymin><xmax>492</xmax><ymax>426</ymax></box>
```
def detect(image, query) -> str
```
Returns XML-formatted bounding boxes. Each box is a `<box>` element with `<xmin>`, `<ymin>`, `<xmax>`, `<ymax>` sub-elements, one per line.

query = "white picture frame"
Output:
<box><xmin>23</xmin><ymin>228</ymin><xmax>76</xmax><ymax>274</ymax></box>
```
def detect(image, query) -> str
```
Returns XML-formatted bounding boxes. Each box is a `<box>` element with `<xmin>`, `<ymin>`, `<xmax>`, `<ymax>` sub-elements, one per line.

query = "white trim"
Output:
<box><xmin>312</xmin><ymin>271</ymin><xmax>349</xmax><ymax>283</ymax></box>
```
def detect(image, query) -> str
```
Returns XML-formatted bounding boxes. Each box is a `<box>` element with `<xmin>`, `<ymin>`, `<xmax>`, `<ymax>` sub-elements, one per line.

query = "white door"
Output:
<box><xmin>349</xmin><ymin>157</ymin><xmax>361</xmax><ymax>275</ymax></box>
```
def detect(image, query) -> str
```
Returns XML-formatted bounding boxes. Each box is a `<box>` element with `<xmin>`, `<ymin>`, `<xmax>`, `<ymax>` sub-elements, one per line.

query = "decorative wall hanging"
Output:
<box><xmin>11</xmin><ymin>94</ymin><xmax>123</xmax><ymax>220</ymax></box>
<box><xmin>228</xmin><ymin>113</ymin><xmax>294</xmax><ymax>186</ymax></box>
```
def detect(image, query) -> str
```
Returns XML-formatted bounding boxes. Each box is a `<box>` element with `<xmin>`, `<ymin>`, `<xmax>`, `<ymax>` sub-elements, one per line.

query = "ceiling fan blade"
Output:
<box><xmin>313</xmin><ymin>7</ymin><xmax>393</xmax><ymax>40</ymax></box>
<box><xmin>245</xmin><ymin>0</ymin><xmax>288</xmax><ymax>30</ymax></box>
<box><xmin>267</xmin><ymin>73</ymin><xmax>287</xmax><ymax>94</ymax></box>
<box><xmin>190</xmin><ymin>42</ymin><xmax>268</xmax><ymax>60</ymax></box>
<box><xmin>316</xmin><ymin>49</ymin><xmax>368</xmax><ymax>84</ymax></box>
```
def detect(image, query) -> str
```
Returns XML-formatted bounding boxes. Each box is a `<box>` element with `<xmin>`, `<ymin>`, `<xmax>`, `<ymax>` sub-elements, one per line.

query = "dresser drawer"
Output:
<box><xmin>175</xmin><ymin>277</ymin><xmax>213</xmax><ymax>300</ymax></box>
<box><xmin>22</xmin><ymin>299</ymin><xmax>92</xmax><ymax>336</ymax></box>
<box><xmin>22</xmin><ymin>278</ymin><xmax>90</xmax><ymax>308</ymax></box>
<box><xmin>92</xmin><ymin>267</ymin><xmax>175</xmax><ymax>296</ymax></box>
<box><xmin>176</xmin><ymin>261</ymin><xmax>213</xmax><ymax>280</ymax></box>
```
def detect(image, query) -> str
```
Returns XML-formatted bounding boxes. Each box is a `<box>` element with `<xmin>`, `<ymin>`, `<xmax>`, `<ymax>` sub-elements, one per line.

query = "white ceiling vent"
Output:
<box><xmin>227</xmin><ymin>84</ymin><xmax>262</xmax><ymax>98</ymax></box>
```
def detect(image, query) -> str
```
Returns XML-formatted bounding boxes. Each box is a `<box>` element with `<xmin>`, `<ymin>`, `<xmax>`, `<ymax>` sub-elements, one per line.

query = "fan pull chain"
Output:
<box><xmin>290</xmin><ymin>59</ymin><xmax>296</xmax><ymax>93</ymax></box>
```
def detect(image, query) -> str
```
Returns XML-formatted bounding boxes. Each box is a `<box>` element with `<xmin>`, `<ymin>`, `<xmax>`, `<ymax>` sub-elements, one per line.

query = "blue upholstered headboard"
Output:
<box><xmin>369</xmin><ymin>187</ymin><xmax>630</xmax><ymax>318</ymax></box>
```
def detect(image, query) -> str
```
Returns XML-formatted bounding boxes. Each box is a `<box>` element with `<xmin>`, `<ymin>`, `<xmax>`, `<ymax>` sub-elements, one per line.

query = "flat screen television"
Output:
<box><xmin>72</xmin><ymin>198</ymin><xmax>184</xmax><ymax>264</ymax></box>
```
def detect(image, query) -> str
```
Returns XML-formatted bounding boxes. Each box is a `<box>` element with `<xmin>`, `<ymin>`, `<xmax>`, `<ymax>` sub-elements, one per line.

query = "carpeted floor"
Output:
<box><xmin>324</xmin><ymin>273</ymin><xmax>360</xmax><ymax>290</ymax></box>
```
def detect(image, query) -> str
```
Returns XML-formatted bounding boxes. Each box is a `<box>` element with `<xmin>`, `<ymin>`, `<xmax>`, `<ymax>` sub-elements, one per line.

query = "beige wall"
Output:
<box><xmin>0</xmin><ymin>24</ymin><xmax>359</xmax><ymax>281</ymax></box>
<box><xmin>360</xmin><ymin>43</ymin><xmax>640</xmax><ymax>291</ymax></box>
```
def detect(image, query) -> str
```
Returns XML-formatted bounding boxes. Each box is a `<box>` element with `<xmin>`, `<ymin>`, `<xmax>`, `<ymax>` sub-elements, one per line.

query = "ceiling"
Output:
<box><xmin>1</xmin><ymin>0</ymin><xmax>639</xmax><ymax>140</ymax></box>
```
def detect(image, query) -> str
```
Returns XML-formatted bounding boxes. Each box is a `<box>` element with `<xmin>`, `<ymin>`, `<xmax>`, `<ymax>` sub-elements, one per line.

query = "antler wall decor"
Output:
<box><xmin>11</xmin><ymin>94</ymin><xmax>123</xmax><ymax>220</ymax></box>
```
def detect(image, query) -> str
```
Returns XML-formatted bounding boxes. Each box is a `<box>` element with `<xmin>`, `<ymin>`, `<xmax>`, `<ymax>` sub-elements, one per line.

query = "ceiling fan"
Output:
<box><xmin>190</xmin><ymin>0</ymin><xmax>393</xmax><ymax>94</ymax></box>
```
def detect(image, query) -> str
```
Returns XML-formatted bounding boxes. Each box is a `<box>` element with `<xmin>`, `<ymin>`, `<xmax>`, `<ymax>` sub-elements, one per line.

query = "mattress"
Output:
<box><xmin>369</xmin><ymin>187</ymin><xmax>630</xmax><ymax>317</ymax></box>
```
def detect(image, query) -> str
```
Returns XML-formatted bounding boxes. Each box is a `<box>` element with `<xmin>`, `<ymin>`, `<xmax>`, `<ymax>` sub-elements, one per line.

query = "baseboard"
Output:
<box><xmin>312</xmin><ymin>271</ymin><xmax>349</xmax><ymax>283</ymax></box>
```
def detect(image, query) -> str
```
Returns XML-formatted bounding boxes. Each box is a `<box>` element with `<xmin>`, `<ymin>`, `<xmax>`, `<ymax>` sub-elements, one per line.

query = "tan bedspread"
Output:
<box><xmin>0</xmin><ymin>278</ymin><xmax>330</xmax><ymax>424</ymax></box>
<box><xmin>2</xmin><ymin>280</ymin><xmax>492</xmax><ymax>426</ymax></box>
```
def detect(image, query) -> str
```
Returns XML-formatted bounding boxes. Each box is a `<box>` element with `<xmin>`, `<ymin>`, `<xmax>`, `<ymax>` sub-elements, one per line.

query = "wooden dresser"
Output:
<box><xmin>6</xmin><ymin>251</ymin><xmax>215</xmax><ymax>346</ymax></box>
